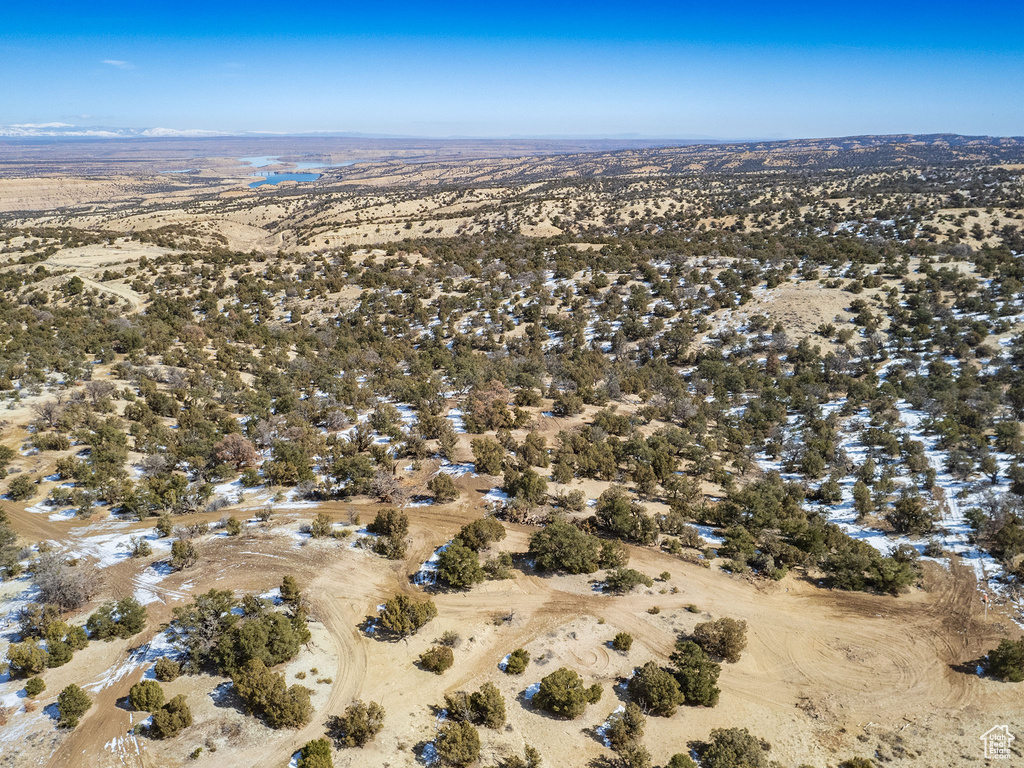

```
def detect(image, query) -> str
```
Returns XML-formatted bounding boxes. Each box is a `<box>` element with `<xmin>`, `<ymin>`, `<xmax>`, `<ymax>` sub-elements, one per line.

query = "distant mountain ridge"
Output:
<box><xmin>1</xmin><ymin>123</ymin><xmax>241</xmax><ymax>138</ymax></box>
<box><xmin>0</xmin><ymin>123</ymin><xmax>739</xmax><ymax>142</ymax></box>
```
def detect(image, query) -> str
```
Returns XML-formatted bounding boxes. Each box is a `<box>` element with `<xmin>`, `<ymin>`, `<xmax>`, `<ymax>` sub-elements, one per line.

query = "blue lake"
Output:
<box><xmin>249</xmin><ymin>172</ymin><xmax>322</xmax><ymax>188</ymax></box>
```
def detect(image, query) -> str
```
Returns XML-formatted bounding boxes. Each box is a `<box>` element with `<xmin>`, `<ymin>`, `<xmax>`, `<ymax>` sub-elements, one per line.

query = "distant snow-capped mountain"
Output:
<box><xmin>0</xmin><ymin>124</ymin><xmax>232</xmax><ymax>138</ymax></box>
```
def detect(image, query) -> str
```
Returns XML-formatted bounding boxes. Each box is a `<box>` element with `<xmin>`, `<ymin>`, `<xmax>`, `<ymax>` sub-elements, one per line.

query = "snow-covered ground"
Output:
<box><xmin>413</xmin><ymin>542</ymin><xmax>451</xmax><ymax>586</ymax></box>
<box><xmin>438</xmin><ymin>461</ymin><xmax>475</xmax><ymax>477</ymax></box>
<box><xmin>87</xmin><ymin>629</ymin><xmax>177</xmax><ymax>692</ymax></box>
<box><xmin>446</xmin><ymin>408</ymin><xmax>467</xmax><ymax>434</ymax></box>
<box><xmin>745</xmin><ymin>354</ymin><xmax>1023</xmax><ymax>622</ymax></box>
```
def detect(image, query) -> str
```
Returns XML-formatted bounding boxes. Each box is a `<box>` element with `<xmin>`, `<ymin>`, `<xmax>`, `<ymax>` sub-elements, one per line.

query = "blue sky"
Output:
<box><xmin>2</xmin><ymin>1</ymin><xmax>1022</xmax><ymax>138</ymax></box>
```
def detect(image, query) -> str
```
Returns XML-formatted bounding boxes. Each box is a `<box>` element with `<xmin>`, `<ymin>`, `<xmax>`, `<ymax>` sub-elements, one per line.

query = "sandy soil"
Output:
<box><xmin>2</xmin><ymin>479</ymin><xmax>1018</xmax><ymax>768</ymax></box>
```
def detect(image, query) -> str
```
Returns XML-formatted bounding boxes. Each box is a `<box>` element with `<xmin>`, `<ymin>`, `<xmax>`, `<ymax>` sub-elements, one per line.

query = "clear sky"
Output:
<box><xmin>2</xmin><ymin>0</ymin><xmax>1022</xmax><ymax>139</ymax></box>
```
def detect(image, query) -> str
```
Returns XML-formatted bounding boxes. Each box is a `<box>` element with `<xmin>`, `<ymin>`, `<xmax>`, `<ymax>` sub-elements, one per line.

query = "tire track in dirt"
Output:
<box><xmin>19</xmin><ymin>493</ymin><xmax>1014</xmax><ymax>767</ymax></box>
<box><xmin>78</xmin><ymin>276</ymin><xmax>144</xmax><ymax>314</ymax></box>
<box><xmin>257</xmin><ymin>562</ymin><xmax>373</xmax><ymax>768</ymax></box>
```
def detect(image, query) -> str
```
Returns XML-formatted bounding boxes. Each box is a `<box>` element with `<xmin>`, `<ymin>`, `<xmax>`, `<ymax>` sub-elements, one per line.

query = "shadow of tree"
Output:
<box><xmin>208</xmin><ymin>681</ymin><xmax>246</xmax><ymax>715</ymax></box>
<box><xmin>949</xmin><ymin>656</ymin><xmax>988</xmax><ymax>678</ymax></box>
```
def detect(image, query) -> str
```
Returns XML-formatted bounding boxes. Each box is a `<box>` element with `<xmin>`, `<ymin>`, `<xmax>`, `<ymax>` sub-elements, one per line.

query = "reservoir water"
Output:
<box><xmin>241</xmin><ymin>155</ymin><xmax>359</xmax><ymax>187</ymax></box>
<box><xmin>249</xmin><ymin>172</ymin><xmax>322</xmax><ymax>188</ymax></box>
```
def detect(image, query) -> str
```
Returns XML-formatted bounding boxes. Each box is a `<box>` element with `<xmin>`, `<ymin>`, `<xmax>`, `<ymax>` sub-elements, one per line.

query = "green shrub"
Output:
<box><xmin>418</xmin><ymin>645</ymin><xmax>454</xmax><ymax>674</ymax></box>
<box><xmin>65</xmin><ymin>624</ymin><xmax>89</xmax><ymax>651</ymax></box>
<box><xmin>378</xmin><ymin>594</ymin><xmax>437</xmax><ymax>637</ymax></box>
<box><xmin>87</xmin><ymin>597</ymin><xmax>148</xmax><ymax>640</ymax></box>
<box><xmin>154</xmin><ymin>657</ymin><xmax>182</xmax><ymax>682</ymax></box>
<box><xmin>604</xmin><ymin>568</ymin><xmax>653</xmax><ymax>594</ymax></box>
<box><xmin>240</xmin><ymin>467</ymin><xmax>262</xmax><ymax>487</ymax></box>
<box><xmin>212</xmin><ymin>610</ymin><xmax>308</xmax><ymax>677</ymax></box>
<box><xmin>170</xmin><ymin>539</ymin><xmax>198</xmax><ymax>570</ymax></box>
<box><xmin>46</xmin><ymin>640</ymin><xmax>72</xmax><ymax>668</ymax></box>
<box><xmin>595</xmin><ymin>486</ymin><xmax>657</xmax><ymax>544</ymax></box>
<box><xmin>694</xmin><ymin>727</ymin><xmax>772</xmax><ymax>768</ymax></box>
<box><xmin>149</xmin><ymin>694</ymin><xmax>193</xmax><ymax>739</ymax></box>
<box><xmin>628</xmin><ymin>661</ymin><xmax>683</xmax><ymax>717</ymax></box>
<box><xmin>297</xmin><ymin>737</ymin><xmax>334</xmax><ymax>768</ymax></box>
<box><xmin>692</xmin><ymin>617</ymin><xmax>747</xmax><ymax>663</ymax></box>
<box><xmin>504</xmin><ymin>648</ymin><xmax>529</xmax><ymax>675</ymax></box>
<box><xmin>155</xmin><ymin>514</ymin><xmax>174</xmax><ymax>538</ymax></box>
<box><xmin>614</xmin><ymin>742</ymin><xmax>652</xmax><ymax>768</ymax></box>
<box><xmin>667</xmin><ymin>754</ymin><xmax>698</xmax><ymax>768</ymax></box>
<box><xmin>528</xmin><ymin>517</ymin><xmax>602</xmax><ymax>574</ymax></box>
<box><xmin>437</xmin><ymin>540</ymin><xmax>485</xmax><ymax>589</ymax></box>
<box><xmin>327</xmin><ymin>700</ymin><xmax>385</xmax><ymax>747</ymax></box>
<box><xmin>7</xmin><ymin>642</ymin><xmax>47</xmax><ymax>677</ymax></box>
<box><xmin>988</xmin><ymin>638</ymin><xmax>1024</xmax><ymax>681</ymax></box>
<box><xmin>129</xmin><ymin>680</ymin><xmax>165</xmax><ymax>711</ymax></box>
<box><xmin>367</xmin><ymin>507</ymin><xmax>408</xmax><ymax>538</ymax></box>
<box><xmin>367</xmin><ymin>508</ymin><xmax>409</xmax><ymax>559</ymax></box>
<box><xmin>483</xmin><ymin>551</ymin><xmax>515</xmax><ymax>580</ymax></box>
<box><xmin>232</xmin><ymin>658</ymin><xmax>312</xmax><ymax>729</ymax></box>
<box><xmin>471</xmin><ymin>437</ymin><xmax>504</xmax><ymax>475</ymax></box>
<box><xmin>599</xmin><ymin>540</ymin><xmax>631</xmax><ymax>569</ymax></box>
<box><xmin>373</xmin><ymin>532</ymin><xmax>407</xmax><ymax>559</ymax></box>
<box><xmin>612</xmin><ymin>632</ymin><xmax>633</xmax><ymax>652</ymax></box>
<box><xmin>436</xmin><ymin>721</ymin><xmax>480</xmax><ymax>768</ymax></box>
<box><xmin>427</xmin><ymin>473</ymin><xmax>459</xmax><ymax>503</ymax></box>
<box><xmin>280</xmin><ymin>575</ymin><xmax>302</xmax><ymax>606</ymax></box>
<box><xmin>495</xmin><ymin>745</ymin><xmax>543</xmax><ymax>768</ymax></box>
<box><xmin>605</xmin><ymin>701</ymin><xmax>646</xmax><ymax>753</ymax></box>
<box><xmin>533</xmin><ymin>667</ymin><xmax>597</xmax><ymax>719</ymax></box>
<box><xmin>7</xmin><ymin>474</ymin><xmax>37</xmax><ymax>502</ymax></box>
<box><xmin>470</xmin><ymin>682</ymin><xmax>506</xmax><ymax>729</ymax></box>
<box><xmin>886</xmin><ymin>491</ymin><xmax>936</xmax><ymax>535</ymax></box>
<box><xmin>57</xmin><ymin>684</ymin><xmax>92</xmax><ymax>728</ymax></box>
<box><xmin>33</xmin><ymin>432</ymin><xmax>71</xmax><ymax>452</ymax></box>
<box><xmin>309</xmin><ymin>512</ymin><xmax>334</xmax><ymax>538</ymax></box>
<box><xmin>14</xmin><ymin>602</ymin><xmax>61</xmax><ymax>640</ymax></box>
<box><xmin>166</xmin><ymin>588</ymin><xmax>238</xmax><ymax>671</ymax></box>
<box><xmin>503</xmin><ymin>467</ymin><xmax>548</xmax><ymax>506</ymax></box>
<box><xmin>24</xmin><ymin>676</ymin><xmax>46</xmax><ymax>697</ymax></box>
<box><xmin>456</xmin><ymin>517</ymin><xmax>506</xmax><ymax>551</ymax></box>
<box><xmin>670</xmin><ymin>640</ymin><xmax>720</xmax><ymax>707</ymax></box>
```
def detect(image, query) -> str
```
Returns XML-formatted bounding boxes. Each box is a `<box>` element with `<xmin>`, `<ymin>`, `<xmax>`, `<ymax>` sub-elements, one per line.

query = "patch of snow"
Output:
<box><xmin>446</xmin><ymin>408</ymin><xmax>467</xmax><ymax>434</ymax></box>
<box><xmin>259</xmin><ymin>587</ymin><xmax>283</xmax><ymax>605</ymax></box>
<box><xmin>692</xmin><ymin>525</ymin><xmax>724</xmax><ymax>547</ymax></box>
<box><xmin>132</xmin><ymin>562</ymin><xmax>187</xmax><ymax>605</ymax></box>
<box><xmin>483</xmin><ymin>488</ymin><xmax>508</xmax><ymax>504</ymax></box>
<box><xmin>596</xmin><ymin>705</ymin><xmax>625</xmax><ymax>747</ymax></box>
<box><xmin>413</xmin><ymin>542</ymin><xmax>451</xmax><ymax>586</ymax></box>
<box><xmin>88</xmin><ymin>630</ymin><xmax>177</xmax><ymax>692</ymax></box>
<box><xmin>421</xmin><ymin>742</ymin><xmax>440</xmax><ymax>766</ymax></box>
<box><xmin>438</xmin><ymin>461</ymin><xmax>476</xmax><ymax>478</ymax></box>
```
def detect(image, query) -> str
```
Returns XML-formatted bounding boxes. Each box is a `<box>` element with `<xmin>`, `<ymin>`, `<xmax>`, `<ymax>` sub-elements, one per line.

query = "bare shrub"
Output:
<box><xmin>32</xmin><ymin>552</ymin><xmax>100</xmax><ymax>611</ymax></box>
